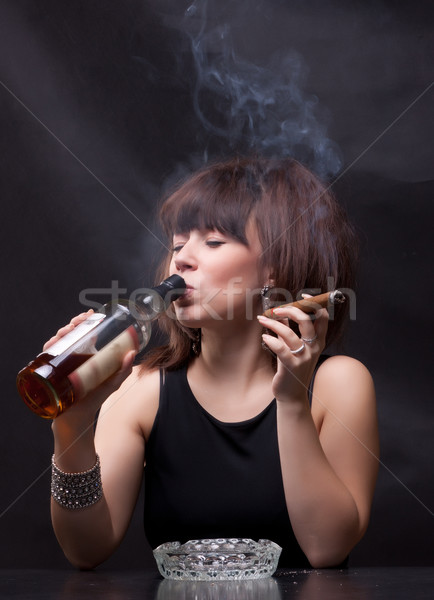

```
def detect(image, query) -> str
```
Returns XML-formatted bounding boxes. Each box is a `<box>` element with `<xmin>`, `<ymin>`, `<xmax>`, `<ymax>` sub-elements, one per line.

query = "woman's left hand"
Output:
<box><xmin>257</xmin><ymin>299</ymin><xmax>328</xmax><ymax>405</ymax></box>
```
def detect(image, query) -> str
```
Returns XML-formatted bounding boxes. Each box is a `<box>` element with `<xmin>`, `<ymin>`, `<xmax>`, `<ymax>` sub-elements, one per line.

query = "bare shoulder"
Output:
<box><xmin>98</xmin><ymin>366</ymin><xmax>160</xmax><ymax>441</ymax></box>
<box><xmin>311</xmin><ymin>355</ymin><xmax>376</xmax><ymax>425</ymax></box>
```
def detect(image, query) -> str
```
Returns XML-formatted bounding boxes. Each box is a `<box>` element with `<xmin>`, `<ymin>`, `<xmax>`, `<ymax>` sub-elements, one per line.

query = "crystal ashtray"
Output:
<box><xmin>153</xmin><ymin>538</ymin><xmax>282</xmax><ymax>581</ymax></box>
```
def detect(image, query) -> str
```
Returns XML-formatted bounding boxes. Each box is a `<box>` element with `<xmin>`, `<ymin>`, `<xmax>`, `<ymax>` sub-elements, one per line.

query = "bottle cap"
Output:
<box><xmin>138</xmin><ymin>275</ymin><xmax>186</xmax><ymax>316</ymax></box>
<box><xmin>154</xmin><ymin>275</ymin><xmax>186</xmax><ymax>302</ymax></box>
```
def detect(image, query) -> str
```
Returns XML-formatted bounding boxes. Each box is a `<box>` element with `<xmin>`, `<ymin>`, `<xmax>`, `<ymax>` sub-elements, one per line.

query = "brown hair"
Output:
<box><xmin>141</xmin><ymin>157</ymin><xmax>358</xmax><ymax>371</ymax></box>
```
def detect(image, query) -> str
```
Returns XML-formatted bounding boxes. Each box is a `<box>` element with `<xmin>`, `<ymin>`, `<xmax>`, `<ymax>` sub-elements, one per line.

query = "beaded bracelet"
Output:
<box><xmin>51</xmin><ymin>454</ymin><xmax>103</xmax><ymax>509</ymax></box>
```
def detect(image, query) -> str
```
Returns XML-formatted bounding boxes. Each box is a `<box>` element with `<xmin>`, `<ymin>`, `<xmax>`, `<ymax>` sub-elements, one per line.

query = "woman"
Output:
<box><xmin>49</xmin><ymin>157</ymin><xmax>379</xmax><ymax>570</ymax></box>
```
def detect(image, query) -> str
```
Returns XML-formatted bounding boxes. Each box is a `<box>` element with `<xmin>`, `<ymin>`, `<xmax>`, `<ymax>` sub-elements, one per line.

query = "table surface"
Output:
<box><xmin>1</xmin><ymin>567</ymin><xmax>433</xmax><ymax>600</ymax></box>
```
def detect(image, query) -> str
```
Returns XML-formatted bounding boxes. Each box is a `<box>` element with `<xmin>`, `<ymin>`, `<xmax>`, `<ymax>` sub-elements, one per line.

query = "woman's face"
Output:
<box><xmin>168</xmin><ymin>220</ymin><xmax>267</xmax><ymax>329</ymax></box>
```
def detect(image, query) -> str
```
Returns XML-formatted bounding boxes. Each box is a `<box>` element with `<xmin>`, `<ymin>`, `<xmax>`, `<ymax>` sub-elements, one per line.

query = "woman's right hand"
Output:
<box><xmin>46</xmin><ymin>310</ymin><xmax>135</xmax><ymax>428</ymax></box>
<box><xmin>43</xmin><ymin>309</ymin><xmax>94</xmax><ymax>352</ymax></box>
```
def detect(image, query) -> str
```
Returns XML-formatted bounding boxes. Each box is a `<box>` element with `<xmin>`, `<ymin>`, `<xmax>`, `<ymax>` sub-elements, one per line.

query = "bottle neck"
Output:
<box><xmin>136</xmin><ymin>291</ymin><xmax>166</xmax><ymax>320</ymax></box>
<box><xmin>134</xmin><ymin>275</ymin><xmax>186</xmax><ymax>320</ymax></box>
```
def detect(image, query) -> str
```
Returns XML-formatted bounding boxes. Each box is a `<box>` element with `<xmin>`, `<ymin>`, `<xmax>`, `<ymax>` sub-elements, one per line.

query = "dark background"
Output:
<box><xmin>0</xmin><ymin>0</ymin><xmax>433</xmax><ymax>570</ymax></box>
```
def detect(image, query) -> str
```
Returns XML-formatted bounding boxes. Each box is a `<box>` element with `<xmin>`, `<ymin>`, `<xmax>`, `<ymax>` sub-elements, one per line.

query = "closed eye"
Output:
<box><xmin>206</xmin><ymin>241</ymin><xmax>225</xmax><ymax>248</ymax></box>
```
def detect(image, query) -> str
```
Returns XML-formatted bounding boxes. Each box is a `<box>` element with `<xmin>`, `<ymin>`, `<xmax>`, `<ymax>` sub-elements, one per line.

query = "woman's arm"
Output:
<box><xmin>51</xmin><ymin>365</ymin><xmax>159</xmax><ymax>569</ymax></box>
<box><xmin>258</xmin><ymin>309</ymin><xmax>379</xmax><ymax>567</ymax></box>
<box><xmin>48</xmin><ymin>314</ymin><xmax>159</xmax><ymax>569</ymax></box>
<box><xmin>276</xmin><ymin>356</ymin><xmax>378</xmax><ymax>567</ymax></box>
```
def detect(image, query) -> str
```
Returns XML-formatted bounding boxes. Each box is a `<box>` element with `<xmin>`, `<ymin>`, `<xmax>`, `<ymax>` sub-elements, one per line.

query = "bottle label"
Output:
<box><xmin>46</xmin><ymin>313</ymin><xmax>106</xmax><ymax>357</ymax></box>
<box><xmin>68</xmin><ymin>326</ymin><xmax>139</xmax><ymax>399</ymax></box>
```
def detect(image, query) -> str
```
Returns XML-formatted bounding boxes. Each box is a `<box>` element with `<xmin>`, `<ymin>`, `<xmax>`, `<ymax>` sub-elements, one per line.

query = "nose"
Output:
<box><xmin>173</xmin><ymin>244</ymin><xmax>198</xmax><ymax>273</ymax></box>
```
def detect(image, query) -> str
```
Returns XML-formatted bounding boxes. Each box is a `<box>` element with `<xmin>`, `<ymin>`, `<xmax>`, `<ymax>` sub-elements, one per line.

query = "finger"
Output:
<box><xmin>43</xmin><ymin>324</ymin><xmax>75</xmax><ymax>351</ymax></box>
<box><xmin>257</xmin><ymin>315</ymin><xmax>304</xmax><ymax>350</ymax></box>
<box><xmin>43</xmin><ymin>336</ymin><xmax>61</xmax><ymax>351</ymax></box>
<box><xmin>261</xmin><ymin>333</ymin><xmax>305</xmax><ymax>359</ymax></box>
<box><xmin>53</xmin><ymin>311</ymin><xmax>94</xmax><ymax>341</ymax></box>
<box><xmin>55</xmin><ymin>323</ymin><xmax>75</xmax><ymax>338</ymax></box>
<box><xmin>43</xmin><ymin>310</ymin><xmax>94</xmax><ymax>351</ymax></box>
<box><xmin>55</xmin><ymin>311</ymin><xmax>95</xmax><ymax>340</ymax></box>
<box><xmin>271</xmin><ymin>305</ymin><xmax>316</xmax><ymax>323</ymax></box>
<box><xmin>70</xmin><ymin>309</ymin><xmax>94</xmax><ymax>326</ymax></box>
<box><xmin>272</xmin><ymin>305</ymin><xmax>328</xmax><ymax>343</ymax></box>
<box><xmin>261</xmin><ymin>333</ymin><xmax>286</xmax><ymax>356</ymax></box>
<box><xmin>298</xmin><ymin>308</ymin><xmax>328</xmax><ymax>342</ymax></box>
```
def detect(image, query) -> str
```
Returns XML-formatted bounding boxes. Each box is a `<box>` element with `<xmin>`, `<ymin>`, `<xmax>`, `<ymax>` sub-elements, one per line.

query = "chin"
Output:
<box><xmin>175</xmin><ymin>306</ymin><xmax>226</xmax><ymax>329</ymax></box>
<box><xmin>174</xmin><ymin>305</ymin><xmax>202</xmax><ymax>327</ymax></box>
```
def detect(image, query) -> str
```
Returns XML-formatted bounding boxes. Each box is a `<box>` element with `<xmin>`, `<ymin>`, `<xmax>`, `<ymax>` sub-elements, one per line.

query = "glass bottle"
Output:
<box><xmin>17</xmin><ymin>275</ymin><xmax>185</xmax><ymax>419</ymax></box>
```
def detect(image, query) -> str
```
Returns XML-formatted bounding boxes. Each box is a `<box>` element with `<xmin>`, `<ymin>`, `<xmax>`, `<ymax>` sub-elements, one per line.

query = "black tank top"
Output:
<box><xmin>144</xmin><ymin>358</ymin><xmax>328</xmax><ymax>568</ymax></box>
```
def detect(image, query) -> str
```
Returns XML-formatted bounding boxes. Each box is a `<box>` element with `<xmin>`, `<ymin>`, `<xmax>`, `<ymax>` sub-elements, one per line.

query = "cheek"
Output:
<box><xmin>218</xmin><ymin>258</ymin><xmax>263</xmax><ymax>304</ymax></box>
<box><xmin>234</xmin><ymin>255</ymin><xmax>263</xmax><ymax>288</ymax></box>
<box><xmin>210</xmin><ymin>264</ymin><xmax>258</xmax><ymax>291</ymax></box>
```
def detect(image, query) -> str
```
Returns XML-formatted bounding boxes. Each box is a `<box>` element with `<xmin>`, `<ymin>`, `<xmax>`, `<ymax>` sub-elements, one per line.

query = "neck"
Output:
<box><xmin>195</xmin><ymin>319</ymin><xmax>272</xmax><ymax>381</ymax></box>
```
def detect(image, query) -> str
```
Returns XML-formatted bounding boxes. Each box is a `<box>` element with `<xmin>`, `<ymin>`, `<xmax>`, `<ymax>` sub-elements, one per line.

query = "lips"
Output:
<box><xmin>177</xmin><ymin>284</ymin><xmax>194</xmax><ymax>302</ymax></box>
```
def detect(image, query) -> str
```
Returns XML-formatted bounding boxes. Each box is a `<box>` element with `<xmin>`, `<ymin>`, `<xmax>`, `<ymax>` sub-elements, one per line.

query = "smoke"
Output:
<box><xmin>162</xmin><ymin>0</ymin><xmax>342</xmax><ymax>178</ymax></box>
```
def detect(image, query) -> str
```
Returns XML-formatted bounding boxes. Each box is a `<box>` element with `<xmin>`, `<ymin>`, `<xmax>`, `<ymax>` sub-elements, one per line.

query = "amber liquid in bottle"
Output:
<box><xmin>17</xmin><ymin>352</ymin><xmax>93</xmax><ymax>420</ymax></box>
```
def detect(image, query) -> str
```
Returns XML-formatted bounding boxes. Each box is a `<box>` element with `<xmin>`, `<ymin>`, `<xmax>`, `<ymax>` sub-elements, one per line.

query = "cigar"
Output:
<box><xmin>262</xmin><ymin>290</ymin><xmax>345</xmax><ymax>318</ymax></box>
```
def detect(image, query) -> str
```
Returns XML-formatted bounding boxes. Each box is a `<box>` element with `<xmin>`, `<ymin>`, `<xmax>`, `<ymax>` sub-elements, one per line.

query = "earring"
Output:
<box><xmin>260</xmin><ymin>285</ymin><xmax>273</xmax><ymax>313</ymax></box>
<box><xmin>261</xmin><ymin>284</ymin><xmax>276</xmax><ymax>360</ymax></box>
<box><xmin>191</xmin><ymin>329</ymin><xmax>201</xmax><ymax>356</ymax></box>
<box><xmin>260</xmin><ymin>285</ymin><xmax>274</xmax><ymax>352</ymax></box>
